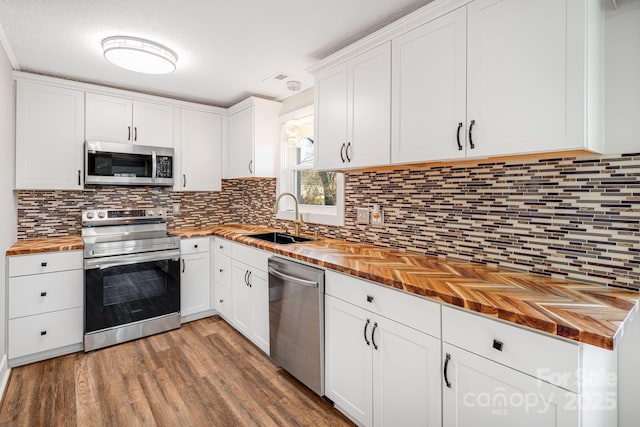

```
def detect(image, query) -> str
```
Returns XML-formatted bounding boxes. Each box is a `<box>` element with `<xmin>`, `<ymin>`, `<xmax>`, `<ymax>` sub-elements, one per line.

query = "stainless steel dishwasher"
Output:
<box><xmin>268</xmin><ymin>257</ymin><xmax>325</xmax><ymax>396</ymax></box>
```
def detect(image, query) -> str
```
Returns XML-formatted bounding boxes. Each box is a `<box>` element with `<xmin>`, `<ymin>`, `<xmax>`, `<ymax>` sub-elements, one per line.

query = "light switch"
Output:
<box><xmin>356</xmin><ymin>207</ymin><xmax>369</xmax><ymax>224</ymax></box>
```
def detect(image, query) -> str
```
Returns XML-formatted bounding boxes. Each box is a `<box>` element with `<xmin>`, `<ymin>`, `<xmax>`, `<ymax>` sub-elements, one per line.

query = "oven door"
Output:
<box><xmin>84</xmin><ymin>250</ymin><xmax>180</xmax><ymax>333</ymax></box>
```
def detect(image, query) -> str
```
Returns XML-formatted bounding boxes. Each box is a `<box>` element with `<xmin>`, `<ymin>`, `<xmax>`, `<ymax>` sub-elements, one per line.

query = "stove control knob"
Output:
<box><xmin>86</xmin><ymin>211</ymin><xmax>95</xmax><ymax>219</ymax></box>
<box><xmin>97</xmin><ymin>211</ymin><xmax>106</xmax><ymax>219</ymax></box>
<box><xmin>147</xmin><ymin>210</ymin><xmax>154</xmax><ymax>216</ymax></box>
<box><xmin>156</xmin><ymin>210</ymin><xmax>163</xmax><ymax>216</ymax></box>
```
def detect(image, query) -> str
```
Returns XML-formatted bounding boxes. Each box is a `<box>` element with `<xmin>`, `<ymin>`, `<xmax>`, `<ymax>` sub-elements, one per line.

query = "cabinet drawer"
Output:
<box><xmin>232</xmin><ymin>242</ymin><xmax>270</xmax><ymax>272</ymax></box>
<box><xmin>214</xmin><ymin>254</ymin><xmax>232</xmax><ymax>288</ymax></box>
<box><xmin>442</xmin><ymin>306</ymin><xmax>580</xmax><ymax>393</ymax></box>
<box><xmin>9</xmin><ymin>250</ymin><xmax>83</xmax><ymax>277</ymax></box>
<box><xmin>214</xmin><ymin>284</ymin><xmax>232</xmax><ymax>319</ymax></box>
<box><xmin>8</xmin><ymin>307</ymin><xmax>83</xmax><ymax>359</ymax></box>
<box><xmin>180</xmin><ymin>237</ymin><xmax>209</xmax><ymax>255</ymax></box>
<box><xmin>326</xmin><ymin>270</ymin><xmax>440</xmax><ymax>338</ymax></box>
<box><xmin>9</xmin><ymin>269</ymin><xmax>83</xmax><ymax>319</ymax></box>
<box><xmin>213</xmin><ymin>237</ymin><xmax>233</xmax><ymax>257</ymax></box>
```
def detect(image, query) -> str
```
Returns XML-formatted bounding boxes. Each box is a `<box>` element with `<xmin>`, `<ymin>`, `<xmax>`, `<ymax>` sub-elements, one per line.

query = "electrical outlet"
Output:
<box><xmin>356</xmin><ymin>207</ymin><xmax>369</xmax><ymax>224</ymax></box>
<box><xmin>173</xmin><ymin>203</ymin><xmax>180</xmax><ymax>213</ymax></box>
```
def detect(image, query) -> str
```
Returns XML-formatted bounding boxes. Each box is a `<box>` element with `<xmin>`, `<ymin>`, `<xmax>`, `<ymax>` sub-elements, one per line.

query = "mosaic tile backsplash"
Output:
<box><xmin>16</xmin><ymin>153</ymin><xmax>640</xmax><ymax>289</ymax></box>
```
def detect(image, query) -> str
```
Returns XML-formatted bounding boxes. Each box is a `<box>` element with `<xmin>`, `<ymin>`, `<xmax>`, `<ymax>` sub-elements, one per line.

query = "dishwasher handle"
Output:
<box><xmin>268</xmin><ymin>267</ymin><xmax>319</xmax><ymax>288</ymax></box>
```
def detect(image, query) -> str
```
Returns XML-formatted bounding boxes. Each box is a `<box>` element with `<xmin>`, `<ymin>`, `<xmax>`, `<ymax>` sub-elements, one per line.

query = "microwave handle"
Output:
<box><xmin>152</xmin><ymin>150</ymin><xmax>157</xmax><ymax>182</ymax></box>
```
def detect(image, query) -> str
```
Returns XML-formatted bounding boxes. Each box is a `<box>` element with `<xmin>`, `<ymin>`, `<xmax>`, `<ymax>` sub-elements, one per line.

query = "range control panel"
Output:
<box><xmin>82</xmin><ymin>208</ymin><xmax>166</xmax><ymax>225</ymax></box>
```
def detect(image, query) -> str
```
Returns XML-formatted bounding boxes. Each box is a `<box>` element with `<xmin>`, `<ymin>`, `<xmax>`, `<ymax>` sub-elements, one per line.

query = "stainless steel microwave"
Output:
<box><xmin>85</xmin><ymin>141</ymin><xmax>174</xmax><ymax>186</ymax></box>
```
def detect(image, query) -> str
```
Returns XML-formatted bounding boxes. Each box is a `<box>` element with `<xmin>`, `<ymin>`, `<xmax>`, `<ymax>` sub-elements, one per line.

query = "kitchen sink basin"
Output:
<box><xmin>246</xmin><ymin>232</ymin><xmax>315</xmax><ymax>245</ymax></box>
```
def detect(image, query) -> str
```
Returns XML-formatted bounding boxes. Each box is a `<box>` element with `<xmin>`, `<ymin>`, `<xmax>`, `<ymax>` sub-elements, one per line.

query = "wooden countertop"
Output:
<box><xmin>8</xmin><ymin>224</ymin><xmax>639</xmax><ymax>350</ymax></box>
<box><xmin>5</xmin><ymin>236</ymin><xmax>83</xmax><ymax>255</ymax></box>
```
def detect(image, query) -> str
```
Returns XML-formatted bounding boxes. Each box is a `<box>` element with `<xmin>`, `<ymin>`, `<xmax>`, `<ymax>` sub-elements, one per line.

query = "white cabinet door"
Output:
<box><xmin>314</xmin><ymin>62</ymin><xmax>349</xmax><ymax>170</ymax></box>
<box><xmin>442</xmin><ymin>343</ymin><xmax>578</xmax><ymax>427</ymax></box>
<box><xmin>325</xmin><ymin>295</ymin><xmax>373</xmax><ymax>426</ymax></box>
<box><xmin>132</xmin><ymin>101</ymin><xmax>175</xmax><ymax>147</ymax></box>
<box><xmin>392</xmin><ymin>8</ymin><xmax>467</xmax><ymax>164</ymax></box>
<box><xmin>85</xmin><ymin>93</ymin><xmax>133</xmax><ymax>143</ymax></box>
<box><xmin>180</xmin><ymin>253</ymin><xmax>211</xmax><ymax>318</ymax></box>
<box><xmin>228</xmin><ymin>106</ymin><xmax>255</xmax><ymax>179</ymax></box>
<box><xmin>15</xmin><ymin>81</ymin><xmax>84</xmax><ymax>190</ymax></box>
<box><xmin>372</xmin><ymin>315</ymin><xmax>441</xmax><ymax>427</ymax></box>
<box><xmin>231</xmin><ymin>261</ymin><xmax>252</xmax><ymax>336</ymax></box>
<box><xmin>348</xmin><ymin>42</ymin><xmax>391</xmax><ymax>169</ymax></box>
<box><xmin>86</xmin><ymin>94</ymin><xmax>174</xmax><ymax>147</ymax></box>
<box><xmin>180</xmin><ymin>109</ymin><xmax>222</xmax><ymax>191</ymax></box>
<box><xmin>248</xmin><ymin>268</ymin><xmax>269</xmax><ymax>354</ymax></box>
<box><xmin>466</xmin><ymin>0</ymin><xmax>574</xmax><ymax>157</ymax></box>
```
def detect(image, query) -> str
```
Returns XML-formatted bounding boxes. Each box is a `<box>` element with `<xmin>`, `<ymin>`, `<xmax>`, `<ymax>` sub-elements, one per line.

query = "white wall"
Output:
<box><xmin>0</xmin><ymin>40</ymin><xmax>16</xmax><ymax>368</ymax></box>
<box><xmin>605</xmin><ymin>0</ymin><xmax>640</xmax><ymax>153</ymax></box>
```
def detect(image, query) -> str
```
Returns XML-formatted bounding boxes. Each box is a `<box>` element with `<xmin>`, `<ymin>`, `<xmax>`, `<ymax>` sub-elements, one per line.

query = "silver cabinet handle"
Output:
<box><xmin>340</xmin><ymin>143</ymin><xmax>345</xmax><ymax>162</ymax></box>
<box><xmin>77</xmin><ymin>170</ymin><xmax>81</xmax><ymax>186</ymax></box>
<box><xmin>248</xmin><ymin>160</ymin><xmax>253</xmax><ymax>174</ymax></box>
<box><xmin>183</xmin><ymin>174</ymin><xmax>186</xmax><ymax>188</ymax></box>
<box><xmin>345</xmin><ymin>142</ymin><xmax>352</xmax><ymax>162</ymax></box>
<box><xmin>182</xmin><ymin>259</ymin><xmax>185</xmax><ymax>273</ymax></box>
<box><xmin>128</xmin><ymin>126</ymin><xmax>131</xmax><ymax>141</ymax></box>
<box><xmin>134</xmin><ymin>126</ymin><xmax>138</xmax><ymax>141</ymax></box>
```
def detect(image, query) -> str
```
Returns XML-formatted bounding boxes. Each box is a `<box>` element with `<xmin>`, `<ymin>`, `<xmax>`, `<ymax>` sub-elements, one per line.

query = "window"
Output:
<box><xmin>278</xmin><ymin>106</ymin><xmax>344</xmax><ymax>226</ymax></box>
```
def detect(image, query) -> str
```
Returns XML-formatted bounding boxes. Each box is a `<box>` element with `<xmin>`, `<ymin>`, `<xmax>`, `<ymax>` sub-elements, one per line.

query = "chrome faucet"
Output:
<box><xmin>274</xmin><ymin>192</ymin><xmax>304</xmax><ymax>236</ymax></box>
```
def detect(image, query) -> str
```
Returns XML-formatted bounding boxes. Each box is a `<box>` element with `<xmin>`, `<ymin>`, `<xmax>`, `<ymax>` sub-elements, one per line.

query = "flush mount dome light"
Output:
<box><xmin>102</xmin><ymin>36</ymin><xmax>177</xmax><ymax>74</ymax></box>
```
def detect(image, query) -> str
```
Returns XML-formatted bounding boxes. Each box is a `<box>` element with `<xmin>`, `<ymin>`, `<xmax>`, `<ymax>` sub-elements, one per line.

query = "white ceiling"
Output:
<box><xmin>0</xmin><ymin>0</ymin><xmax>432</xmax><ymax>107</ymax></box>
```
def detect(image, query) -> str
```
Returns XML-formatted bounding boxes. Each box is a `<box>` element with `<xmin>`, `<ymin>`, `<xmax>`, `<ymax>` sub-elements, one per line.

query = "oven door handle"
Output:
<box><xmin>84</xmin><ymin>250</ymin><xmax>181</xmax><ymax>270</ymax></box>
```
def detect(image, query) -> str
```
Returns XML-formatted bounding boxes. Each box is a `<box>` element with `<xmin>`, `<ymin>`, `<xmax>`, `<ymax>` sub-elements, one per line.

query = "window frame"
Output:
<box><xmin>277</xmin><ymin>106</ymin><xmax>345</xmax><ymax>226</ymax></box>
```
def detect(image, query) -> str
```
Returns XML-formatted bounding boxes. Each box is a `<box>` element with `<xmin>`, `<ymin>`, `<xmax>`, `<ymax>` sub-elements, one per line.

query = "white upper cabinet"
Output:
<box><xmin>15</xmin><ymin>80</ymin><xmax>84</xmax><ymax>190</ymax></box>
<box><xmin>315</xmin><ymin>0</ymin><xmax>603</xmax><ymax>167</ymax></box>
<box><xmin>392</xmin><ymin>8</ymin><xmax>467</xmax><ymax>164</ymax></box>
<box><xmin>179</xmin><ymin>108</ymin><xmax>222</xmax><ymax>191</ymax></box>
<box><xmin>226</xmin><ymin>97</ymin><xmax>282</xmax><ymax>179</ymax></box>
<box><xmin>314</xmin><ymin>42</ymin><xmax>391</xmax><ymax>170</ymax></box>
<box><xmin>314</xmin><ymin>62</ymin><xmax>348</xmax><ymax>170</ymax></box>
<box><xmin>466</xmin><ymin>0</ymin><xmax>595</xmax><ymax>157</ymax></box>
<box><xmin>85</xmin><ymin>93</ymin><xmax>174</xmax><ymax>147</ymax></box>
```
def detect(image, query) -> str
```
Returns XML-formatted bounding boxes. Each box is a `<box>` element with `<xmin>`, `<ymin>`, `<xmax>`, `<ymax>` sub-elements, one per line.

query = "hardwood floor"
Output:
<box><xmin>0</xmin><ymin>316</ymin><xmax>353</xmax><ymax>426</ymax></box>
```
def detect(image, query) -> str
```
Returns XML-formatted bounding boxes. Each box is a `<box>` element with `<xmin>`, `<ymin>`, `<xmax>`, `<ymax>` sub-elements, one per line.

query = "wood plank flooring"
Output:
<box><xmin>0</xmin><ymin>316</ymin><xmax>353</xmax><ymax>427</ymax></box>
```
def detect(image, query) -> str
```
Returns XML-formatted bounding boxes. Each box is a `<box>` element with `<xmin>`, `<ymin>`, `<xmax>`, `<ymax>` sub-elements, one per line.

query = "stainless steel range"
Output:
<box><xmin>82</xmin><ymin>208</ymin><xmax>181</xmax><ymax>351</ymax></box>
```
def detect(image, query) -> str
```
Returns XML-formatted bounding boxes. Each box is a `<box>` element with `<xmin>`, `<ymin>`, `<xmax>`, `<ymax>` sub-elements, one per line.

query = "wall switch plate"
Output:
<box><xmin>173</xmin><ymin>203</ymin><xmax>180</xmax><ymax>213</ymax></box>
<box><xmin>356</xmin><ymin>207</ymin><xmax>369</xmax><ymax>224</ymax></box>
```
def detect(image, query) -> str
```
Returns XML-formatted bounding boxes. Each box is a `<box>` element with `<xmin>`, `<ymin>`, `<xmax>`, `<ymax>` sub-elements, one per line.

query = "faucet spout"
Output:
<box><xmin>274</xmin><ymin>192</ymin><xmax>303</xmax><ymax>236</ymax></box>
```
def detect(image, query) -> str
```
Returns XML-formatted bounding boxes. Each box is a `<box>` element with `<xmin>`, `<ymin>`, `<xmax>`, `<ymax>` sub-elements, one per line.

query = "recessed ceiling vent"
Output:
<box><xmin>263</xmin><ymin>72</ymin><xmax>289</xmax><ymax>82</ymax></box>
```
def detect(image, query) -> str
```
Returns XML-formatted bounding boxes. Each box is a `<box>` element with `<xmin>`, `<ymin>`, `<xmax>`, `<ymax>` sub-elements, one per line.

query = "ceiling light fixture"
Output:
<box><xmin>102</xmin><ymin>36</ymin><xmax>177</xmax><ymax>75</ymax></box>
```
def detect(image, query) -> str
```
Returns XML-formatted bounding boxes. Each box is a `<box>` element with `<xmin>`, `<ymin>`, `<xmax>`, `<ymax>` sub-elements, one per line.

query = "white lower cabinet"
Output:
<box><xmin>231</xmin><ymin>259</ymin><xmax>269</xmax><ymax>354</ymax></box>
<box><xmin>442</xmin><ymin>343</ymin><xmax>578</xmax><ymax>427</ymax></box>
<box><xmin>180</xmin><ymin>238</ymin><xmax>212</xmax><ymax>321</ymax></box>
<box><xmin>325</xmin><ymin>273</ymin><xmax>441</xmax><ymax>427</ymax></box>
<box><xmin>7</xmin><ymin>250</ymin><xmax>84</xmax><ymax>366</ymax></box>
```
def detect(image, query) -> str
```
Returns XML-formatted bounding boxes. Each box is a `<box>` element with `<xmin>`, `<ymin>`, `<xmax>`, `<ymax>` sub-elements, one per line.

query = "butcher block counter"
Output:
<box><xmin>7</xmin><ymin>224</ymin><xmax>639</xmax><ymax>350</ymax></box>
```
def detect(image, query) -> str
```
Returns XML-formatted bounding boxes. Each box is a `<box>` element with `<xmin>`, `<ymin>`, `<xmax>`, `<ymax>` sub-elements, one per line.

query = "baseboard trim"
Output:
<box><xmin>0</xmin><ymin>354</ymin><xmax>11</xmax><ymax>401</ymax></box>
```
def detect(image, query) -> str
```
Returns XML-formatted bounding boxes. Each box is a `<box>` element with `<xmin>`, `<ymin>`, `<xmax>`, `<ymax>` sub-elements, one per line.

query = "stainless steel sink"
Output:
<box><xmin>246</xmin><ymin>232</ymin><xmax>315</xmax><ymax>245</ymax></box>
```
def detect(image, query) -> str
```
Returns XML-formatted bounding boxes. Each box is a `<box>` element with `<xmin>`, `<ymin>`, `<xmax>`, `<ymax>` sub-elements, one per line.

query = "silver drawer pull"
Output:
<box><xmin>41</xmin><ymin>262</ymin><xmax>47</xmax><ymax>267</ymax></box>
<box><xmin>40</xmin><ymin>291</ymin><xmax>47</xmax><ymax>297</ymax></box>
<box><xmin>40</xmin><ymin>330</ymin><xmax>47</xmax><ymax>336</ymax></box>
<box><xmin>493</xmin><ymin>339</ymin><xmax>504</xmax><ymax>352</ymax></box>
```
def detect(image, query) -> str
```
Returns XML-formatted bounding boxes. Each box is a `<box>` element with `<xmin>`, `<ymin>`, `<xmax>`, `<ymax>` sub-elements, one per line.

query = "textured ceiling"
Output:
<box><xmin>0</xmin><ymin>0</ymin><xmax>432</xmax><ymax>107</ymax></box>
